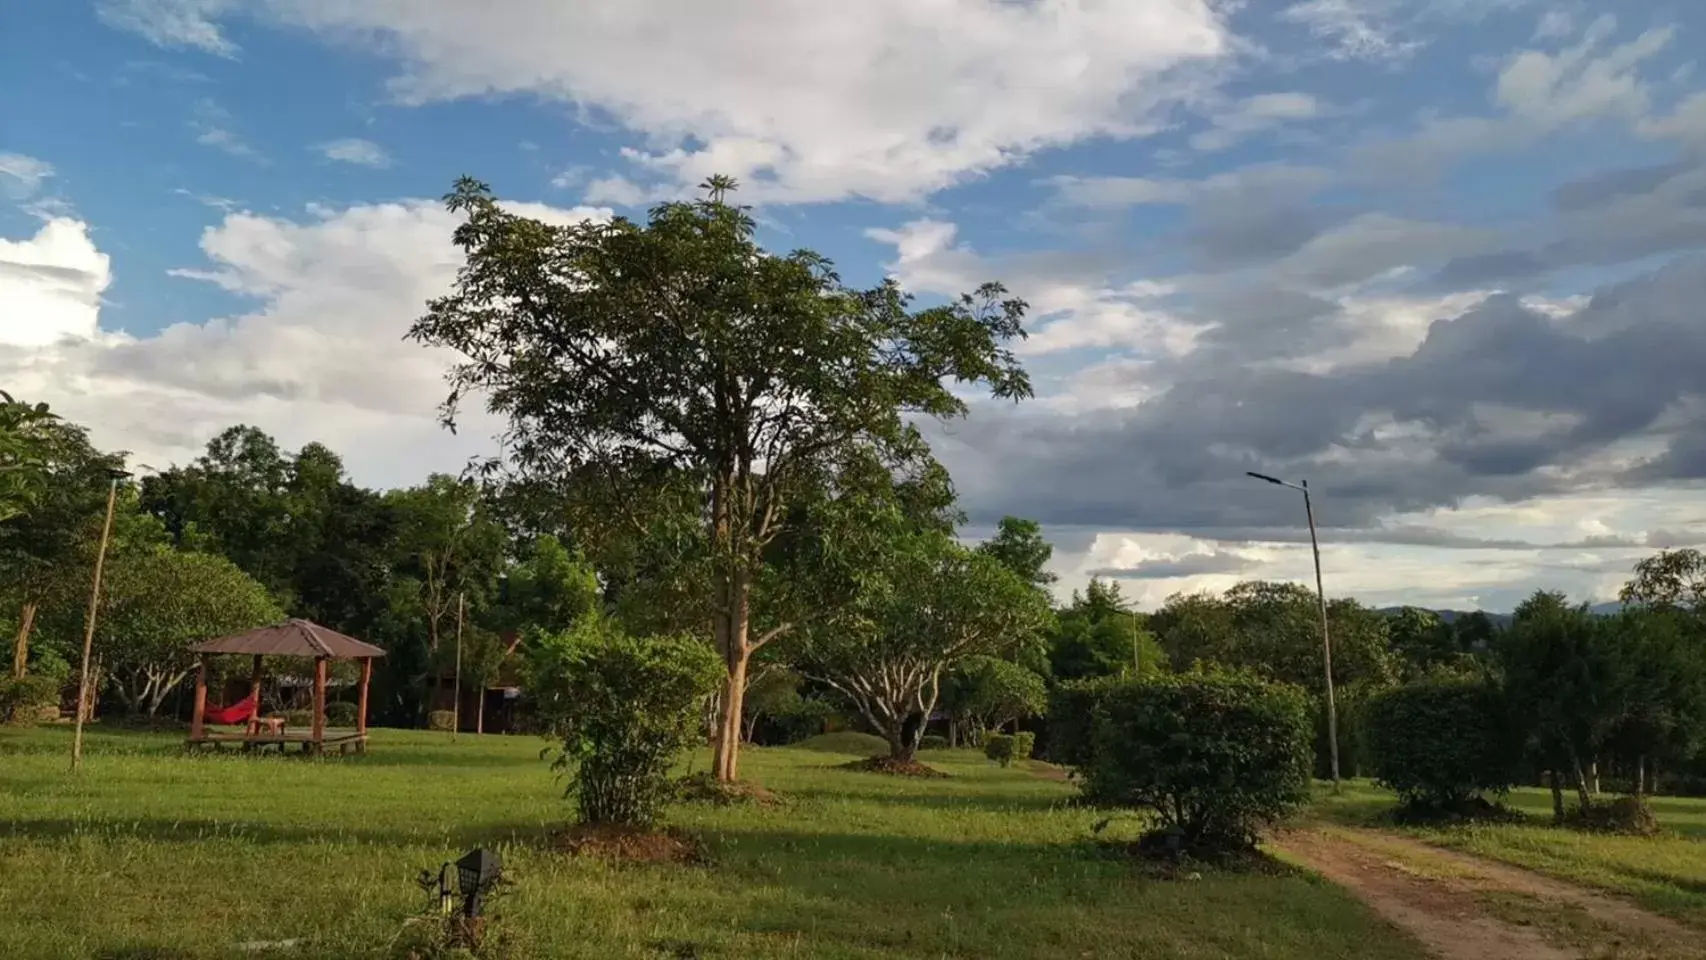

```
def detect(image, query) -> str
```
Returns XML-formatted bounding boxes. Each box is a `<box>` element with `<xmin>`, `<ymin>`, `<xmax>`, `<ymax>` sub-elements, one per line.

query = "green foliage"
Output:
<box><xmin>918</xmin><ymin>735</ymin><xmax>949</xmax><ymax>751</ymax></box>
<box><xmin>1013</xmin><ymin>731</ymin><xmax>1035</xmax><ymax>762</ymax></box>
<box><xmin>427</xmin><ymin>710</ymin><xmax>456</xmax><ymax>732</ymax></box>
<box><xmin>85</xmin><ymin>547</ymin><xmax>284</xmax><ymax>716</ymax></box>
<box><xmin>0</xmin><ymin>673</ymin><xmax>63</xmax><ymax>726</ymax></box>
<box><xmin>796</xmin><ymin>529</ymin><xmax>1053</xmax><ymax>760</ymax></box>
<box><xmin>0</xmin><ymin>390</ymin><xmax>62</xmax><ymax>524</ymax></box>
<box><xmin>976</xmin><ymin>516</ymin><xmax>1056</xmax><ymax>590</ymax></box>
<box><xmin>1083</xmin><ymin>669</ymin><xmax>1314</xmax><ymax>852</ymax></box>
<box><xmin>768</xmin><ymin>695</ymin><xmax>841</xmax><ymax>744</ymax></box>
<box><xmin>324</xmin><ymin>701</ymin><xmax>358</xmax><ymax>727</ymax></box>
<box><xmin>1621</xmin><ymin>548</ymin><xmax>1706</xmax><ymax>610</ymax></box>
<box><xmin>1046</xmin><ymin>675</ymin><xmax>1119</xmax><ymax>768</ymax></box>
<box><xmin>525</xmin><ymin>615</ymin><xmax>722</xmax><ymax>826</ymax></box>
<box><xmin>984</xmin><ymin>731</ymin><xmax>1036</xmax><ymax>766</ymax></box>
<box><xmin>411</xmin><ymin>175</ymin><xmax>1034</xmax><ymax>780</ymax></box>
<box><xmin>498</xmin><ymin>534</ymin><xmax>599</xmax><ymax>635</ymax></box>
<box><xmin>942</xmin><ymin>655</ymin><xmax>1048</xmax><ymax>744</ymax></box>
<box><xmin>1364</xmin><ymin>679</ymin><xmax>1519</xmax><ymax>809</ymax></box>
<box><xmin>1150</xmin><ymin>581</ymin><xmax>1399</xmax><ymax>691</ymax></box>
<box><xmin>282</xmin><ymin>710</ymin><xmax>317</xmax><ymax>728</ymax></box>
<box><xmin>1047</xmin><ymin>578</ymin><xmax>1164</xmax><ymax>682</ymax></box>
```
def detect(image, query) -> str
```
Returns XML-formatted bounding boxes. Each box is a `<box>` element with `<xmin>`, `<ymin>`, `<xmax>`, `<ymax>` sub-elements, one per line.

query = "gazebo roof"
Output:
<box><xmin>195</xmin><ymin>619</ymin><xmax>386</xmax><ymax>660</ymax></box>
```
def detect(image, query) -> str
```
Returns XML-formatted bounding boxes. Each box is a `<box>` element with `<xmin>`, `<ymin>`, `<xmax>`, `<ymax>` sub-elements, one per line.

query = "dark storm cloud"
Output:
<box><xmin>939</xmin><ymin>255</ymin><xmax>1706</xmax><ymax>533</ymax></box>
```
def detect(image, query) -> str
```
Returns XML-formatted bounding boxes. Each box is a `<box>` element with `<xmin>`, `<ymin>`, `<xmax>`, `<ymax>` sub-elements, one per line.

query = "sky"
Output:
<box><xmin>4</xmin><ymin>1</ymin><xmax>1706</xmax><ymax>613</ymax></box>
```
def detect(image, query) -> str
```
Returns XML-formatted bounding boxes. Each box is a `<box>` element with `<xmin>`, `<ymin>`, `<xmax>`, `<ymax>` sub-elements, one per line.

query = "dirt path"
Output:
<box><xmin>1272</xmin><ymin>827</ymin><xmax>1703</xmax><ymax>960</ymax></box>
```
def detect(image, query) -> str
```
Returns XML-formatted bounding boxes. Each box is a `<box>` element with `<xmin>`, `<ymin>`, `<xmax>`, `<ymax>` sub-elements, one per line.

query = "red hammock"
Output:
<box><xmin>203</xmin><ymin>694</ymin><xmax>257</xmax><ymax>725</ymax></box>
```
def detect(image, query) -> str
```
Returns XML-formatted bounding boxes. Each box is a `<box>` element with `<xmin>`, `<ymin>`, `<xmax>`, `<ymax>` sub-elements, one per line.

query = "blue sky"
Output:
<box><xmin>4</xmin><ymin>0</ymin><xmax>1706</xmax><ymax>612</ymax></box>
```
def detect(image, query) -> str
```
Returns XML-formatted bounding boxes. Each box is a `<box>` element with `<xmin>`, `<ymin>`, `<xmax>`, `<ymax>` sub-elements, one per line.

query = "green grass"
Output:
<box><xmin>1310</xmin><ymin>780</ymin><xmax>1706</xmax><ymax>927</ymax></box>
<box><xmin>0</xmin><ymin>726</ymin><xmax>1428</xmax><ymax>960</ymax></box>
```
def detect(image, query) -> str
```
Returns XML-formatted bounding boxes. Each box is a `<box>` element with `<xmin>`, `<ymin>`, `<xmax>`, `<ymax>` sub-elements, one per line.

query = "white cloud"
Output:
<box><xmin>222</xmin><ymin>0</ymin><xmax>1229</xmax><ymax>203</ymax></box>
<box><xmin>0</xmin><ymin>153</ymin><xmax>55</xmax><ymax>198</ymax></box>
<box><xmin>1191</xmin><ymin>92</ymin><xmax>1323</xmax><ymax>152</ymax></box>
<box><xmin>1280</xmin><ymin>0</ymin><xmax>1542</xmax><ymax>64</ymax></box>
<box><xmin>193</xmin><ymin>99</ymin><xmax>264</xmax><ymax>161</ymax></box>
<box><xmin>316</xmin><ymin>138</ymin><xmax>393</xmax><ymax>168</ymax></box>
<box><xmin>3</xmin><ymin>198</ymin><xmax>609</xmax><ymax>487</ymax></box>
<box><xmin>0</xmin><ymin>218</ymin><xmax>111</xmax><ymax>348</ymax></box>
<box><xmin>97</xmin><ymin>0</ymin><xmax>236</xmax><ymax>57</ymax></box>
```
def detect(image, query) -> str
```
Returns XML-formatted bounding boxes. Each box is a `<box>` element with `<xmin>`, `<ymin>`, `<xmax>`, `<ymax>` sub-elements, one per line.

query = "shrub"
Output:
<box><xmin>1363</xmin><ymin>679</ymin><xmax>1518</xmax><ymax>811</ymax></box>
<box><xmin>1045</xmin><ymin>675</ymin><xmax>1118</xmax><ymax>767</ymax></box>
<box><xmin>793</xmin><ymin>731</ymin><xmax>889</xmax><ymax>756</ymax></box>
<box><xmin>526</xmin><ymin>615</ymin><xmax>722</xmax><ymax>827</ymax></box>
<box><xmin>283</xmin><ymin>709</ymin><xmax>319</xmax><ymax>728</ymax></box>
<box><xmin>1567</xmin><ymin>795</ymin><xmax>1660</xmax><ymax>836</ymax></box>
<box><xmin>325</xmin><ymin>701</ymin><xmax>358</xmax><ymax>727</ymax></box>
<box><xmin>918</xmin><ymin>734</ymin><xmax>950</xmax><ymax>751</ymax></box>
<box><xmin>1083</xmin><ymin>669</ymin><xmax>1313</xmax><ymax>854</ymax></box>
<box><xmin>0</xmin><ymin>673</ymin><xmax>63</xmax><ymax>726</ymax></box>
<box><xmin>426</xmin><ymin>710</ymin><xmax>456</xmax><ymax>732</ymax></box>
<box><xmin>984</xmin><ymin>734</ymin><xmax>1016</xmax><ymax>766</ymax></box>
<box><xmin>1012</xmin><ymin>731</ymin><xmax>1036</xmax><ymax>762</ymax></box>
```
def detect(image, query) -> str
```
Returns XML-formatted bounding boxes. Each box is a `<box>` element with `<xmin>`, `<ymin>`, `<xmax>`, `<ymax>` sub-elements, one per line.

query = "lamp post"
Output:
<box><xmin>1246</xmin><ymin>471</ymin><xmax>1340</xmax><ymax>792</ymax></box>
<box><xmin>71</xmin><ymin>467</ymin><xmax>130</xmax><ymax>772</ymax></box>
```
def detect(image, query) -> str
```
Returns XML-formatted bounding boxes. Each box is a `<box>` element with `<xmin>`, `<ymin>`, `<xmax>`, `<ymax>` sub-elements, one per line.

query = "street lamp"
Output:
<box><xmin>71</xmin><ymin>467</ymin><xmax>131</xmax><ymax>772</ymax></box>
<box><xmin>1246</xmin><ymin>471</ymin><xmax>1340</xmax><ymax>792</ymax></box>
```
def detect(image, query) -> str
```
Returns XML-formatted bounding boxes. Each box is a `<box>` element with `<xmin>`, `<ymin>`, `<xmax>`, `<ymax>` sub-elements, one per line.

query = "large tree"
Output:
<box><xmin>977</xmin><ymin>516</ymin><xmax>1057</xmax><ymax>591</ymax></box>
<box><xmin>0</xmin><ymin>390</ymin><xmax>61</xmax><ymax>524</ymax></box>
<box><xmin>0</xmin><ymin>416</ymin><xmax>127</xmax><ymax>679</ymax></box>
<box><xmin>89</xmin><ymin>547</ymin><xmax>285</xmax><ymax>715</ymax></box>
<box><xmin>410</xmin><ymin>176</ymin><xmax>1031</xmax><ymax>781</ymax></box>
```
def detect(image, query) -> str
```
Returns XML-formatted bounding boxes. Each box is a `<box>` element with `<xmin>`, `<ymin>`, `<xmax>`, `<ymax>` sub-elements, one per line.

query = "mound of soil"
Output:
<box><xmin>675</xmin><ymin>772</ymin><xmax>782</xmax><ymax>806</ymax></box>
<box><xmin>839</xmin><ymin>756</ymin><xmax>949</xmax><ymax>778</ymax></box>
<box><xmin>551</xmin><ymin>823</ymin><xmax>704</xmax><ymax>864</ymax></box>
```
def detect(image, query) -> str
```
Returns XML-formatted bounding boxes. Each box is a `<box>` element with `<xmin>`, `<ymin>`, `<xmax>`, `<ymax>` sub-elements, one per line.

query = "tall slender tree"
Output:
<box><xmin>411</xmin><ymin>176</ymin><xmax>1031</xmax><ymax>781</ymax></box>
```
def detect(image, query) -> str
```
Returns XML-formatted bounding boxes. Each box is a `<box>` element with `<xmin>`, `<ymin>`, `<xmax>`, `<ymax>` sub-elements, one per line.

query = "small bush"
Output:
<box><xmin>1046</xmin><ymin>676</ymin><xmax>1118</xmax><ymax>767</ymax></box>
<box><xmin>918</xmin><ymin>734</ymin><xmax>950</xmax><ymax>751</ymax></box>
<box><xmin>1012</xmin><ymin>731</ymin><xmax>1036</xmax><ymax>762</ymax></box>
<box><xmin>526</xmin><ymin>615</ymin><xmax>722</xmax><ymax>827</ymax></box>
<box><xmin>426</xmin><ymin>710</ymin><xmax>456</xmax><ymax>731</ymax></box>
<box><xmin>1567</xmin><ymin>796</ymin><xmax>1660</xmax><ymax>836</ymax></box>
<box><xmin>325</xmin><ymin>701</ymin><xmax>358</xmax><ymax>727</ymax></box>
<box><xmin>283</xmin><ymin>709</ymin><xmax>319</xmax><ymax>728</ymax></box>
<box><xmin>984</xmin><ymin>734</ymin><xmax>1016</xmax><ymax>766</ymax></box>
<box><xmin>1083</xmin><ymin>669</ymin><xmax>1313</xmax><ymax>854</ymax></box>
<box><xmin>1364</xmin><ymin>679</ymin><xmax>1518</xmax><ymax>811</ymax></box>
<box><xmin>0</xmin><ymin>674</ymin><xmax>63</xmax><ymax>726</ymax></box>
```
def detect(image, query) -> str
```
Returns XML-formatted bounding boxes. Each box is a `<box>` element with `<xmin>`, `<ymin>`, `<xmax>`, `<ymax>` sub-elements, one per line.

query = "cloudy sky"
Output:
<box><xmin>4</xmin><ymin>1</ymin><xmax>1706</xmax><ymax>612</ymax></box>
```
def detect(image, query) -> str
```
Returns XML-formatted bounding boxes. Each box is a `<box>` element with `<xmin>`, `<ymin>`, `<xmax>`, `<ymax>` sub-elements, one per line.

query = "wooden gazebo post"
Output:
<box><xmin>356</xmin><ymin>656</ymin><xmax>372</xmax><ymax>750</ymax></box>
<box><xmin>311</xmin><ymin>655</ymin><xmax>328</xmax><ymax>756</ymax></box>
<box><xmin>190</xmin><ymin>654</ymin><xmax>209</xmax><ymax>741</ymax></box>
<box><xmin>247</xmin><ymin>654</ymin><xmax>263</xmax><ymax>735</ymax></box>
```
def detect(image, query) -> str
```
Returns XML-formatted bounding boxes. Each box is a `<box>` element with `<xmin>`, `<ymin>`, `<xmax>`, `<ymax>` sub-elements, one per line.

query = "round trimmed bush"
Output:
<box><xmin>324</xmin><ymin>701</ymin><xmax>358</xmax><ymax>727</ymax></box>
<box><xmin>918</xmin><ymin>734</ymin><xmax>950</xmax><ymax>751</ymax></box>
<box><xmin>1083</xmin><ymin>669</ymin><xmax>1313</xmax><ymax>853</ymax></box>
<box><xmin>1363</xmin><ymin>678</ymin><xmax>1518</xmax><ymax>812</ymax></box>
<box><xmin>984</xmin><ymin>734</ymin><xmax>1017</xmax><ymax>766</ymax></box>
<box><xmin>1012</xmin><ymin>731</ymin><xmax>1036</xmax><ymax>762</ymax></box>
<box><xmin>426</xmin><ymin>709</ymin><xmax>456</xmax><ymax>731</ymax></box>
<box><xmin>1045</xmin><ymin>675</ymin><xmax>1117</xmax><ymax>767</ymax></box>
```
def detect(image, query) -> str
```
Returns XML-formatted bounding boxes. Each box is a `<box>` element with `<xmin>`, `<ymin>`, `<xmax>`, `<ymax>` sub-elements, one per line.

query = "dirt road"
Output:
<box><xmin>1271</xmin><ymin>827</ymin><xmax>1703</xmax><ymax>960</ymax></box>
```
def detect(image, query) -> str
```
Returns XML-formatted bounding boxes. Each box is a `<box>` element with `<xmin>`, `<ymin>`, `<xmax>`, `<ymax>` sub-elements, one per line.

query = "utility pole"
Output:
<box><xmin>1247</xmin><ymin>472</ymin><xmax>1340</xmax><ymax>793</ymax></box>
<box><xmin>71</xmin><ymin>468</ymin><xmax>128</xmax><ymax>772</ymax></box>
<box><xmin>452</xmin><ymin>591</ymin><xmax>464</xmax><ymax>742</ymax></box>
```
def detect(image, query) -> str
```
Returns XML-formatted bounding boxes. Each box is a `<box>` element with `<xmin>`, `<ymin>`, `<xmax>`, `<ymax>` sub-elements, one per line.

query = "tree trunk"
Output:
<box><xmin>743</xmin><ymin>713</ymin><xmax>758</xmax><ymax>743</ymax></box>
<box><xmin>476</xmin><ymin>693</ymin><xmax>485</xmax><ymax>735</ymax></box>
<box><xmin>1636</xmin><ymin>755</ymin><xmax>1648</xmax><ymax>798</ymax></box>
<box><xmin>1589</xmin><ymin>758</ymin><xmax>1601</xmax><ymax>796</ymax></box>
<box><xmin>948</xmin><ymin>717</ymin><xmax>958</xmax><ymax>749</ymax></box>
<box><xmin>710</xmin><ymin>544</ymin><xmax>753</xmax><ymax>782</ymax></box>
<box><xmin>1569</xmin><ymin>749</ymin><xmax>1594</xmax><ymax>812</ymax></box>
<box><xmin>12</xmin><ymin>601</ymin><xmax>37</xmax><ymax>679</ymax></box>
<box><xmin>1548</xmin><ymin>768</ymin><xmax>1566</xmax><ymax>822</ymax></box>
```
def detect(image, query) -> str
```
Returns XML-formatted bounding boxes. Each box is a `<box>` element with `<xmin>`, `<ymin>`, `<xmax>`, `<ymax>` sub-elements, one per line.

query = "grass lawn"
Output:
<box><xmin>1310</xmin><ymin>780</ymin><xmax>1706</xmax><ymax>927</ymax></box>
<box><xmin>0</xmin><ymin>725</ymin><xmax>1426</xmax><ymax>960</ymax></box>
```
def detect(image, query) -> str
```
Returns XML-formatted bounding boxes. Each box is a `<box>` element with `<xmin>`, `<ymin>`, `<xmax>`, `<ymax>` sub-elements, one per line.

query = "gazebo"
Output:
<box><xmin>187</xmin><ymin>619</ymin><xmax>385</xmax><ymax>755</ymax></box>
